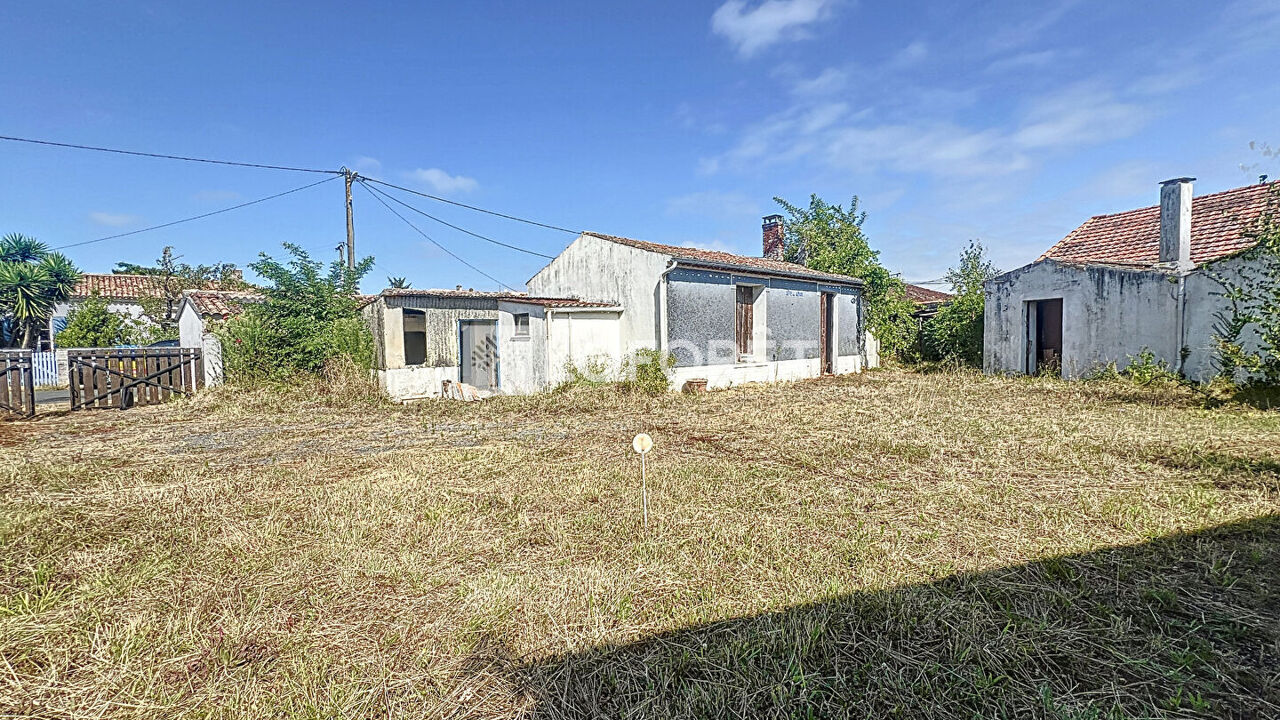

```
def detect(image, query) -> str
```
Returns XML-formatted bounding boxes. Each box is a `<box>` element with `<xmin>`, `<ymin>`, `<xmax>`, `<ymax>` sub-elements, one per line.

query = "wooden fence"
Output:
<box><xmin>0</xmin><ymin>350</ymin><xmax>36</xmax><ymax>419</ymax></box>
<box><xmin>68</xmin><ymin>348</ymin><xmax>203</xmax><ymax>410</ymax></box>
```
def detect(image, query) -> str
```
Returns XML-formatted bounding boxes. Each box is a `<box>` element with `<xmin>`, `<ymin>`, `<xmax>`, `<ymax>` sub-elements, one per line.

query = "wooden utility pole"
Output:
<box><xmin>343</xmin><ymin>168</ymin><xmax>356</xmax><ymax>270</ymax></box>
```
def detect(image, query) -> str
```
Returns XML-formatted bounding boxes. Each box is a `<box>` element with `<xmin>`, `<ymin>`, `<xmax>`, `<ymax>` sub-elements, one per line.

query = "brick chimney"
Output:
<box><xmin>1159</xmin><ymin>177</ymin><xmax>1194</xmax><ymax>269</ymax></box>
<box><xmin>762</xmin><ymin>214</ymin><xmax>785</xmax><ymax>261</ymax></box>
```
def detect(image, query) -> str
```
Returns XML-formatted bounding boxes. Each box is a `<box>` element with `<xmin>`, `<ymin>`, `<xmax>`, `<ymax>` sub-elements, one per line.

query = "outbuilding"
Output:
<box><xmin>984</xmin><ymin>178</ymin><xmax>1277</xmax><ymax>381</ymax></box>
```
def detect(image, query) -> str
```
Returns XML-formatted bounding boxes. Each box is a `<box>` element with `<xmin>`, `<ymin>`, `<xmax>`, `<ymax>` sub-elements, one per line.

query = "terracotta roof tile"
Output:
<box><xmin>1040</xmin><ymin>181</ymin><xmax>1279</xmax><ymax>267</ymax></box>
<box><xmin>585</xmin><ymin>232</ymin><xmax>865</xmax><ymax>286</ymax></box>
<box><xmin>183</xmin><ymin>290</ymin><xmax>263</xmax><ymax>319</ymax></box>
<box><xmin>904</xmin><ymin>284</ymin><xmax>952</xmax><ymax>304</ymax></box>
<box><xmin>72</xmin><ymin>273</ymin><xmax>167</xmax><ymax>300</ymax></box>
<box><xmin>379</xmin><ymin>288</ymin><xmax>616</xmax><ymax>308</ymax></box>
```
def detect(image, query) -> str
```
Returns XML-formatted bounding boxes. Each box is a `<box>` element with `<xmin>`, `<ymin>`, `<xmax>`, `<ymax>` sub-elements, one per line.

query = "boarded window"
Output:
<box><xmin>736</xmin><ymin>285</ymin><xmax>754</xmax><ymax>359</ymax></box>
<box><xmin>403</xmin><ymin>309</ymin><xmax>427</xmax><ymax>366</ymax></box>
<box><xmin>513</xmin><ymin>313</ymin><xmax>530</xmax><ymax>337</ymax></box>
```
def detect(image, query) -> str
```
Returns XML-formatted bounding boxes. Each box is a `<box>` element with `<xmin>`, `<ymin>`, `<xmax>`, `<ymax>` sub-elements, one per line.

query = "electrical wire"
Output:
<box><xmin>356</xmin><ymin>181</ymin><xmax>514</xmax><ymax>291</ymax></box>
<box><xmin>359</xmin><ymin>180</ymin><xmax>555</xmax><ymax>259</ymax></box>
<box><xmin>361</xmin><ymin>176</ymin><xmax>579</xmax><ymax>234</ymax></box>
<box><xmin>0</xmin><ymin>134</ymin><xmax>340</xmax><ymax>174</ymax></box>
<box><xmin>54</xmin><ymin>175</ymin><xmax>341</xmax><ymax>250</ymax></box>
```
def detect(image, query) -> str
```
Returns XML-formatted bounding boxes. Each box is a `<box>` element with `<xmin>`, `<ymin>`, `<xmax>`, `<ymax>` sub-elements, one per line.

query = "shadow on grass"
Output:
<box><xmin>516</xmin><ymin>516</ymin><xmax>1279</xmax><ymax>719</ymax></box>
<box><xmin>1149</xmin><ymin>450</ymin><xmax>1280</xmax><ymax>493</ymax></box>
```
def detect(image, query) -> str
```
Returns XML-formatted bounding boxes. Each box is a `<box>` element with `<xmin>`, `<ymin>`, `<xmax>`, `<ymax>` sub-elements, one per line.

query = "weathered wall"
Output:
<box><xmin>547</xmin><ymin>310</ymin><xmax>624</xmax><ymax>385</ymax></box>
<box><xmin>1182</xmin><ymin>254</ymin><xmax>1261</xmax><ymax>383</ymax></box>
<box><xmin>497</xmin><ymin>301</ymin><xmax>547</xmax><ymax>394</ymax></box>
<box><xmin>383</xmin><ymin>296</ymin><xmax>501</xmax><ymax>369</ymax></box>
<box><xmin>178</xmin><ymin>302</ymin><xmax>204</xmax><ymax>349</ymax></box>
<box><xmin>528</xmin><ymin>233</ymin><xmax>670</xmax><ymax>352</ymax></box>
<box><xmin>665</xmin><ymin>268</ymin><xmax>863</xmax><ymax>367</ymax></box>
<box><xmin>984</xmin><ymin>260</ymin><xmax>1181</xmax><ymax>379</ymax></box>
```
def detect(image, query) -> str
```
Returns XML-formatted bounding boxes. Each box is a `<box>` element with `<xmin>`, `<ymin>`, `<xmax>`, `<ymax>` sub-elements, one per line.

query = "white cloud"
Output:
<box><xmin>665</xmin><ymin>190</ymin><xmax>760</xmax><ymax>219</ymax></box>
<box><xmin>789</xmin><ymin>67</ymin><xmax>848</xmax><ymax>96</ymax></box>
<box><xmin>1012</xmin><ymin>83</ymin><xmax>1148</xmax><ymax>150</ymax></box>
<box><xmin>889</xmin><ymin>40</ymin><xmax>928</xmax><ymax>69</ymax></box>
<box><xmin>985</xmin><ymin>50</ymin><xmax>1058</xmax><ymax>74</ymax></box>
<box><xmin>711</xmin><ymin>0</ymin><xmax>838</xmax><ymax>57</ymax></box>
<box><xmin>352</xmin><ymin>156</ymin><xmax>382</xmax><ymax>174</ymax></box>
<box><xmin>88</xmin><ymin>212</ymin><xmax>140</xmax><ymax>227</ymax></box>
<box><xmin>406</xmin><ymin>167</ymin><xmax>479</xmax><ymax>194</ymax></box>
<box><xmin>708</xmin><ymin>81</ymin><xmax>1152</xmax><ymax>181</ymax></box>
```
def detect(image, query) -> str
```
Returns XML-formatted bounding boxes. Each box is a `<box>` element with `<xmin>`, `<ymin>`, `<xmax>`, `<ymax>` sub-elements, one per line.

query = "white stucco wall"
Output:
<box><xmin>497</xmin><ymin>301</ymin><xmax>548</xmax><ymax>395</ymax></box>
<box><xmin>982</xmin><ymin>258</ymin><xmax>1263</xmax><ymax>381</ymax></box>
<box><xmin>528</xmin><ymin>233</ymin><xmax>670</xmax><ymax>353</ymax></box>
<box><xmin>178</xmin><ymin>300</ymin><xmax>205</xmax><ymax>348</ymax></box>
<box><xmin>378</xmin><ymin>366</ymin><xmax>459</xmax><ymax>401</ymax></box>
<box><xmin>546</xmin><ymin>310</ymin><xmax>624</xmax><ymax>386</ymax></box>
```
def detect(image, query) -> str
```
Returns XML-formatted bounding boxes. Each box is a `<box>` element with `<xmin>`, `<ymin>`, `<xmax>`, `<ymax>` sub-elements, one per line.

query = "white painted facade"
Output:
<box><xmin>984</xmin><ymin>177</ymin><xmax>1270</xmax><ymax>383</ymax></box>
<box><xmin>529</xmin><ymin>232</ymin><xmax>869</xmax><ymax>391</ymax></box>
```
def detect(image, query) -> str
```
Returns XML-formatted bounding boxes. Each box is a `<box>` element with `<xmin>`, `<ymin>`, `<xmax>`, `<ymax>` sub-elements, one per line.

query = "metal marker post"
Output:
<box><xmin>632</xmin><ymin>433</ymin><xmax>653</xmax><ymax>529</ymax></box>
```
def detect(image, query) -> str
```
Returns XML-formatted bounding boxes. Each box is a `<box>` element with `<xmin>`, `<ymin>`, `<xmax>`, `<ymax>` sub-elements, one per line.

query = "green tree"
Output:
<box><xmin>387</xmin><ymin>276</ymin><xmax>411</xmax><ymax>289</ymax></box>
<box><xmin>126</xmin><ymin>247</ymin><xmax>249</xmax><ymax>340</ymax></box>
<box><xmin>219</xmin><ymin>243</ymin><xmax>374</xmax><ymax>382</ymax></box>
<box><xmin>922</xmin><ymin>240</ymin><xmax>1000</xmax><ymax>366</ymax></box>
<box><xmin>774</xmin><ymin>195</ymin><xmax>919</xmax><ymax>358</ymax></box>
<box><xmin>54</xmin><ymin>293</ymin><xmax>138</xmax><ymax>348</ymax></box>
<box><xmin>1211</xmin><ymin>196</ymin><xmax>1280</xmax><ymax>386</ymax></box>
<box><xmin>0</xmin><ymin>233</ymin><xmax>80</xmax><ymax>348</ymax></box>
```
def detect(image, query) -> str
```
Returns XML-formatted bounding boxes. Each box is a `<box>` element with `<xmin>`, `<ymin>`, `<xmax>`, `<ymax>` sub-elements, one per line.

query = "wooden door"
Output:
<box><xmin>819</xmin><ymin>292</ymin><xmax>834</xmax><ymax>374</ymax></box>
<box><xmin>735</xmin><ymin>286</ymin><xmax>754</xmax><ymax>360</ymax></box>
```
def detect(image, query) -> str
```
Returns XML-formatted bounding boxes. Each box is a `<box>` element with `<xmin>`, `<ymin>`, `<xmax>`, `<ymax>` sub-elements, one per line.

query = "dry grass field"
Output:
<box><xmin>2</xmin><ymin>368</ymin><xmax>1278</xmax><ymax>718</ymax></box>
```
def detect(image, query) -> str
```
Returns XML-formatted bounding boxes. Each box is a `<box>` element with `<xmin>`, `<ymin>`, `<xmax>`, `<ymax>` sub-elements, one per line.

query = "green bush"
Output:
<box><xmin>55</xmin><ymin>293</ymin><xmax>139</xmax><ymax>348</ymax></box>
<box><xmin>920</xmin><ymin>241</ymin><xmax>999</xmax><ymax>366</ymax></box>
<box><xmin>620</xmin><ymin>349</ymin><xmax>675</xmax><ymax>395</ymax></box>
<box><xmin>217</xmin><ymin>244</ymin><xmax>374</xmax><ymax>384</ymax></box>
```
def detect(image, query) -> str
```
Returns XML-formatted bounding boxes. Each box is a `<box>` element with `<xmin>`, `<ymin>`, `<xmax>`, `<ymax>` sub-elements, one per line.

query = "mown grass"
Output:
<box><xmin>1</xmin><ymin>368</ymin><xmax>1278</xmax><ymax>718</ymax></box>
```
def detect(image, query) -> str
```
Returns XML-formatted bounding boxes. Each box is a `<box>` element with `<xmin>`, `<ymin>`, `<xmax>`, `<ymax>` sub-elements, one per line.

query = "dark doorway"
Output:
<box><xmin>735</xmin><ymin>285</ymin><xmax>755</xmax><ymax>360</ymax></box>
<box><xmin>1031</xmin><ymin>299</ymin><xmax>1063</xmax><ymax>376</ymax></box>
<box><xmin>459</xmin><ymin>320</ymin><xmax>498</xmax><ymax>390</ymax></box>
<box><xmin>819</xmin><ymin>292</ymin><xmax>835</xmax><ymax>375</ymax></box>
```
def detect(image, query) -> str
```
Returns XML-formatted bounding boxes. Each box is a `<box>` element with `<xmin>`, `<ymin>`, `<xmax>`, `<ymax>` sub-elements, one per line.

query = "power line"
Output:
<box><xmin>55</xmin><ymin>175</ymin><xmax>341</xmax><ymax>250</ymax></box>
<box><xmin>361</xmin><ymin>176</ymin><xmax>579</xmax><ymax>234</ymax></box>
<box><xmin>360</xmin><ymin>180</ymin><xmax>555</xmax><ymax>259</ymax></box>
<box><xmin>356</xmin><ymin>181</ymin><xmax>514</xmax><ymax>291</ymax></box>
<box><xmin>0</xmin><ymin>134</ymin><xmax>340</xmax><ymax>175</ymax></box>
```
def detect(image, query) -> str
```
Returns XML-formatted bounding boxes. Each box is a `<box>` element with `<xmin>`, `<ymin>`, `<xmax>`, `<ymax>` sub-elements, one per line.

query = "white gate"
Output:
<box><xmin>32</xmin><ymin>351</ymin><xmax>58</xmax><ymax>386</ymax></box>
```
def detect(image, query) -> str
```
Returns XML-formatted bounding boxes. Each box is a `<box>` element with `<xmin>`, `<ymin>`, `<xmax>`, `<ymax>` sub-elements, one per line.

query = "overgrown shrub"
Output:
<box><xmin>620</xmin><ymin>349</ymin><xmax>676</xmax><ymax>395</ymax></box>
<box><xmin>1085</xmin><ymin>349</ymin><xmax>1183</xmax><ymax>386</ymax></box>
<box><xmin>920</xmin><ymin>241</ymin><xmax>999</xmax><ymax>366</ymax></box>
<box><xmin>1210</xmin><ymin>194</ymin><xmax>1280</xmax><ymax>387</ymax></box>
<box><xmin>217</xmin><ymin>243</ymin><xmax>374</xmax><ymax>384</ymax></box>
<box><xmin>55</xmin><ymin>293</ymin><xmax>139</xmax><ymax>347</ymax></box>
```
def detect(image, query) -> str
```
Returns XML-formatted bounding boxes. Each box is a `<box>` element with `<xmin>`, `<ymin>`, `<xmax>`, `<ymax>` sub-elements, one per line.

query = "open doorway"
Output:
<box><xmin>1027</xmin><ymin>299</ymin><xmax>1063</xmax><ymax>376</ymax></box>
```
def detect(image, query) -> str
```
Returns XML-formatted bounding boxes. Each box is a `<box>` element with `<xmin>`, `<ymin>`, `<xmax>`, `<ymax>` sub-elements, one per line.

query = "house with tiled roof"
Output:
<box><xmin>904</xmin><ymin>283</ymin><xmax>952</xmax><ymax>317</ymax></box>
<box><xmin>176</xmin><ymin>289</ymin><xmax>265</xmax><ymax>350</ymax></box>
<box><xmin>526</xmin><ymin>216</ymin><xmax>871</xmax><ymax>392</ymax></box>
<box><xmin>984</xmin><ymin>177</ymin><xmax>1278</xmax><ymax>381</ymax></box>
<box><xmin>367</xmin><ymin>215</ymin><xmax>874</xmax><ymax>400</ymax></box>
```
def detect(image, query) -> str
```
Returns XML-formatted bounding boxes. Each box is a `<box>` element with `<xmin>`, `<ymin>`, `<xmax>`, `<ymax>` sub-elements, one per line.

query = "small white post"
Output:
<box><xmin>632</xmin><ymin>433</ymin><xmax>653</xmax><ymax>530</ymax></box>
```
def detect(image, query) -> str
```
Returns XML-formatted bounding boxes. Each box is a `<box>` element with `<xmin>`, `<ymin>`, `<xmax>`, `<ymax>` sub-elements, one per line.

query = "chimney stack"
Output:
<box><xmin>762</xmin><ymin>214</ymin><xmax>785</xmax><ymax>261</ymax></box>
<box><xmin>1159</xmin><ymin>177</ymin><xmax>1194</xmax><ymax>269</ymax></box>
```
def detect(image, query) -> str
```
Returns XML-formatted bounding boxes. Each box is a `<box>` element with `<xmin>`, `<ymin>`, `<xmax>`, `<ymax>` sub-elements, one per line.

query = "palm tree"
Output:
<box><xmin>387</xmin><ymin>276</ymin><xmax>411</xmax><ymax>289</ymax></box>
<box><xmin>0</xmin><ymin>234</ymin><xmax>81</xmax><ymax>348</ymax></box>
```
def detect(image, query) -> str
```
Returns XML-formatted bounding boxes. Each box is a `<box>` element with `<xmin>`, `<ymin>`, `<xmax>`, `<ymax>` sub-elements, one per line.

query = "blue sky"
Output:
<box><xmin>3</xmin><ymin>0</ymin><xmax>1278</xmax><ymax>292</ymax></box>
